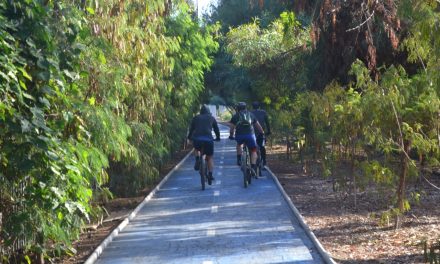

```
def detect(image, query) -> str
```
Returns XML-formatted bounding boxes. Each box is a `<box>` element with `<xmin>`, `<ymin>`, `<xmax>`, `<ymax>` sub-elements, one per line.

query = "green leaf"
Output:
<box><xmin>19</xmin><ymin>80</ymin><xmax>27</xmax><ymax>90</ymax></box>
<box><xmin>39</xmin><ymin>97</ymin><xmax>51</xmax><ymax>108</ymax></box>
<box><xmin>22</xmin><ymin>92</ymin><xmax>35</xmax><ymax>101</ymax></box>
<box><xmin>63</xmin><ymin>70</ymin><xmax>79</xmax><ymax>80</ymax></box>
<box><xmin>36</xmin><ymin>71</ymin><xmax>50</xmax><ymax>81</ymax></box>
<box><xmin>20</xmin><ymin>118</ymin><xmax>31</xmax><ymax>133</ymax></box>
<box><xmin>50</xmin><ymin>187</ymin><xmax>63</xmax><ymax>199</ymax></box>
<box><xmin>65</xmin><ymin>202</ymin><xmax>75</xmax><ymax>214</ymax></box>
<box><xmin>50</xmin><ymin>166</ymin><xmax>61</xmax><ymax>176</ymax></box>
<box><xmin>19</xmin><ymin>68</ymin><xmax>32</xmax><ymax>81</ymax></box>
<box><xmin>88</xmin><ymin>97</ymin><xmax>96</xmax><ymax>106</ymax></box>
<box><xmin>98</xmin><ymin>51</ymin><xmax>107</xmax><ymax>64</ymax></box>
<box><xmin>86</xmin><ymin>7</ymin><xmax>95</xmax><ymax>15</ymax></box>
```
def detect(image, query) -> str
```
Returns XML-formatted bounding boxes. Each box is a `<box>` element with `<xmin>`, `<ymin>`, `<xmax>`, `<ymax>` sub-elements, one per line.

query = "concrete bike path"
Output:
<box><xmin>94</xmin><ymin>126</ymin><xmax>324</xmax><ymax>264</ymax></box>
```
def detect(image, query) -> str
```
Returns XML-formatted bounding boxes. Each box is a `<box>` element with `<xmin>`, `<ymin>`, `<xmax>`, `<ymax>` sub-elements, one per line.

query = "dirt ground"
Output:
<box><xmin>61</xmin><ymin>144</ymin><xmax>439</xmax><ymax>264</ymax></box>
<box><xmin>266</xmin><ymin>145</ymin><xmax>440</xmax><ymax>264</ymax></box>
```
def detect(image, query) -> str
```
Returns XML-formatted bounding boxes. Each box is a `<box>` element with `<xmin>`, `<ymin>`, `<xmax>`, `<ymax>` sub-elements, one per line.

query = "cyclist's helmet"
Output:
<box><xmin>236</xmin><ymin>102</ymin><xmax>247</xmax><ymax>111</ymax></box>
<box><xmin>252</xmin><ymin>101</ymin><xmax>260</xmax><ymax>109</ymax></box>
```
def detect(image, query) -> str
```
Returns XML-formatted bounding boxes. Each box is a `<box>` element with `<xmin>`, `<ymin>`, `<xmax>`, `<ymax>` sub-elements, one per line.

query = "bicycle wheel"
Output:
<box><xmin>247</xmin><ymin>147</ymin><xmax>252</xmax><ymax>184</ymax></box>
<box><xmin>200</xmin><ymin>158</ymin><xmax>206</xmax><ymax>190</ymax></box>
<box><xmin>256</xmin><ymin>153</ymin><xmax>262</xmax><ymax>177</ymax></box>
<box><xmin>206</xmin><ymin>159</ymin><xmax>212</xmax><ymax>185</ymax></box>
<box><xmin>255</xmin><ymin>155</ymin><xmax>260</xmax><ymax>178</ymax></box>
<box><xmin>242</xmin><ymin>148</ymin><xmax>248</xmax><ymax>188</ymax></box>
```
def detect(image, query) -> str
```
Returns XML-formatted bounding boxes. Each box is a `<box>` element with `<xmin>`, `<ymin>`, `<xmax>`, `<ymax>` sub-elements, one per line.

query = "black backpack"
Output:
<box><xmin>237</xmin><ymin>111</ymin><xmax>252</xmax><ymax>128</ymax></box>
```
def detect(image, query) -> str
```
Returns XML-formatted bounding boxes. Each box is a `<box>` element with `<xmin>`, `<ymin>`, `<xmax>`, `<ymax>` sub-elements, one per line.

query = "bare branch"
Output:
<box><xmin>423</xmin><ymin>175</ymin><xmax>440</xmax><ymax>191</ymax></box>
<box><xmin>346</xmin><ymin>10</ymin><xmax>375</xmax><ymax>32</ymax></box>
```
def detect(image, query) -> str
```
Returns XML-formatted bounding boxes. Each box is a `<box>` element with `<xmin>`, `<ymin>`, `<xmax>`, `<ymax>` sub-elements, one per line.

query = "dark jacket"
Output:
<box><xmin>251</xmin><ymin>109</ymin><xmax>270</xmax><ymax>136</ymax></box>
<box><xmin>188</xmin><ymin>110</ymin><xmax>220</xmax><ymax>141</ymax></box>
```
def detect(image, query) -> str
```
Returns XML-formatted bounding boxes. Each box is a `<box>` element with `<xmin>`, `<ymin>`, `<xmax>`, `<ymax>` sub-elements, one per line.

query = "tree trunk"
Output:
<box><xmin>351</xmin><ymin>142</ymin><xmax>357</xmax><ymax>209</ymax></box>
<box><xmin>395</xmin><ymin>141</ymin><xmax>411</xmax><ymax>229</ymax></box>
<box><xmin>286</xmin><ymin>136</ymin><xmax>292</xmax><ymax>160</ymax></box>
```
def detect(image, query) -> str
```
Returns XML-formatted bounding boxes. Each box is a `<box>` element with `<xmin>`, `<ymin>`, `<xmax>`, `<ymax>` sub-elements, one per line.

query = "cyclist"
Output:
<box><xmin>251</xmin><ymin>101</ymin><xmax>271</xmax><ymax>169</ymax></box>
<box><xmin>187</xmin><ymin>105</ymin><xmax>221</xmax><ymax>184</ymax></box>
<box><xmin>229</xmin><ymin>102</ymin><xmax>264</xmax><ymax>175</ymax></box>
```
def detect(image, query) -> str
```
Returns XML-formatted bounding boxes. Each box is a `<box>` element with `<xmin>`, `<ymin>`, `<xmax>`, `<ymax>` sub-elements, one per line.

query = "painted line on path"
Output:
<box><xmin>207</xmin><ymin>229</ymin><xmax>216</xmax><ymax>236</ymax></box>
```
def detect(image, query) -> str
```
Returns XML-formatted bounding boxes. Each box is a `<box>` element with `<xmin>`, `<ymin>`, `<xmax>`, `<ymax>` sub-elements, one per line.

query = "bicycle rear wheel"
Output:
<box><xmin>206</xmin><ymin>159</ymin><xmax>212</xmax><ymax>185</ymax></box>
<box><xmin>242</xmin><ymin>148</ymin><xmax>248</xmax><ymax>188</ymax></box>
<box><xmin>247</xmin><ymin>147</ymin><xmax>252</xmax><ymax>184</ymax></box>
<box><xmin>256</xmin><ymin>153</ymin><xmax>262</xmax><ymax>177</ymax></box>
<box><xmin>200</xmin><ymin>158</ymin><xmax>206</xmax><ymax>190</ymax></box>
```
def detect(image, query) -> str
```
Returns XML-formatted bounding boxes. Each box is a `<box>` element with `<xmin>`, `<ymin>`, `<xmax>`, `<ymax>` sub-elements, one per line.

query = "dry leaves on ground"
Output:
<box><xmin>267</xmin><ymin>145</ymin><xmax>440</xmax><ymax>264</ymax></box>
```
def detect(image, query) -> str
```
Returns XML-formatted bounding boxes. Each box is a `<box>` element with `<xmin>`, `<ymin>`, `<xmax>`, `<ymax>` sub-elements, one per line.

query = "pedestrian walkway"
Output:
<box><xmin>94</xmin><ymin>125</ymin><xmax>324</xmax><ymax>264</ymax></box>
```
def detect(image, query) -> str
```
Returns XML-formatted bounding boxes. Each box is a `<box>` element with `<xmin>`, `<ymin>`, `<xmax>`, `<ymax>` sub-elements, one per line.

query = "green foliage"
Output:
<box><xmin>284</xmin><ymin>58</ymin><xmax>439</xmax><ymax>222</ymax></box>
<box><xmin>0</xmin><ymin>0</ymin><xmax>217</xmax><ymax>261</ymax></box>
<box><xmin>208</xmin><ymin>0</ymin><xmax>292</xmax><ymax>31</ymax></box>
<box><xmin>220</xmin><ymin>0</ymin><xmax>439</xmax><ymax>229</ymax></box>
<box><xmin>225</xmin><ymin>12</ymin><xmax>310</xmax><ymax>108</ymax></box>
<box><xmin>205</xmin><ymin>0</ymin><xmax>296</xmax><ymax>106</ymax></box>
<box><xmin>0</xmin><ymin>0</ymin><xmax>106</xmax><ymax>259</ymax></box>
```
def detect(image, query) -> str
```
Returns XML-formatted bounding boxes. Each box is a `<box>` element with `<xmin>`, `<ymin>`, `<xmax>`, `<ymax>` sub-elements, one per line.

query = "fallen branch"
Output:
<box><xmin>423</xmin><ymin>175</ymin><xmax>440</xmax><ymax>191</ymax></box>
<box><xmin>103</xmin><ymin>214</ymin><xmax>129</xmax><ymax>223</ymax></box>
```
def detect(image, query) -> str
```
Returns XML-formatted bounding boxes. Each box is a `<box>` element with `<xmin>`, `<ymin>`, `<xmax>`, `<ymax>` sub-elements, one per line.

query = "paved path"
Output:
<box><xmin>95</xmin><ymin>125</ymin><xmax>324</xmax><ymax>264</ymax></box>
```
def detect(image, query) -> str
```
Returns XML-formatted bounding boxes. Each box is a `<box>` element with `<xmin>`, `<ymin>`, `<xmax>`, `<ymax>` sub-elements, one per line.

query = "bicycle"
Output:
<box><xmin>241</xmin><ymin>144</ymin><xmax>252</xmax><ymax>188</ymax></box>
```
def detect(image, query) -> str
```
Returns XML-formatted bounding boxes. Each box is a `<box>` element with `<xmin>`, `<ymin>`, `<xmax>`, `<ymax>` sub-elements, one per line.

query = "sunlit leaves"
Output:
<box><xmin>1</xmin><ymin>0</ymin><xmax>216</xmax><ymax>260</ymax></box>
<box><xmin>293</xmin><ymin>57</ymin><xmax>439</xmax><ymax>222</ymax></box>
<box><xmin>225</xmin><ymin>11</ymin><xmax>311</xmax><ymax>109</ymax></box>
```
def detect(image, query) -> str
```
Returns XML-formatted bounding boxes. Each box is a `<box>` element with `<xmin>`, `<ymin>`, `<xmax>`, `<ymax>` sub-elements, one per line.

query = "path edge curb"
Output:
<box><xmin>266</xmin><ymin>166</ymin><xmax>337</xmax><ymax>264</ymax></box>
<box><xmin>83</xmin><ymin>150</ymin><xmax>194</xmax><ymax>264</ymax></box>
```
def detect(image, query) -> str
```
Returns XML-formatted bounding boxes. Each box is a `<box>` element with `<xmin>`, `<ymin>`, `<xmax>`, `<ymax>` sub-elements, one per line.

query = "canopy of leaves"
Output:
<box><xmin>204</xmin><ymin>0</ymin><xmax>295</xmax><ymax>106</ymax></box>
<box><xmin>225</xmin><ymin>12</ymin><xmax>310</xmax><ymax>108</ymax></box>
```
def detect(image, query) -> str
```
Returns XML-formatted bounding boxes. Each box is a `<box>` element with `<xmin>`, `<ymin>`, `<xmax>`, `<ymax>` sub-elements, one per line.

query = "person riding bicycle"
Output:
<box><xmin>229</xmin><ymin>102</ymin><xmax>264</xmax><ymax>175</ymax></box>
<box><xmin>187</xmin><ymin>105</ymin><xmax>221</xmax><ymax>184</ymax></box>
<box><xmin>251</xmin><ymin>101</ymin><xmax>271</xmax><ymax>168</ymax></box>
